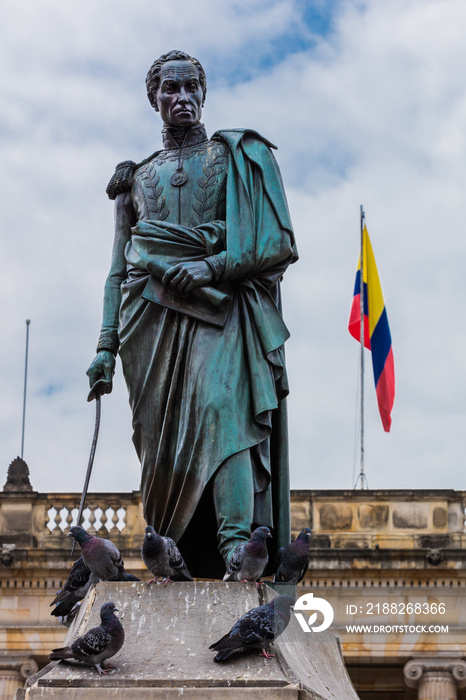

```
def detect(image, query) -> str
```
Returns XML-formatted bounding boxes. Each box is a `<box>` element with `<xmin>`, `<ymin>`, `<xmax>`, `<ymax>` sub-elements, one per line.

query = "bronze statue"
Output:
<box><xmin>87</xmin><ymin>50</ymin><xmax>298</xmax><ymax>578</ymax></box>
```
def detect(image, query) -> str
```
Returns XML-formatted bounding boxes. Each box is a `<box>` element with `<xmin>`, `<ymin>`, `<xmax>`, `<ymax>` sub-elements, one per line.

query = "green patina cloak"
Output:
<box><xmin>115</xmin><ymin>129</ymin><xmax>297</xmax><ymax>577</ymax></box>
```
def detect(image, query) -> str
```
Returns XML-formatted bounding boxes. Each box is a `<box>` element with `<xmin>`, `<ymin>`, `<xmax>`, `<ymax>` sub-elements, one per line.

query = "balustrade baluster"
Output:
<box><xmin>66</xmin><ymin>508</ymin><xmax>74</xmax><ymax>532</ymax></box>
<box><xmin>110</xmin><ymin>508</ymin><xmax>119</xmax><ymax>532</ymax></box>
<box><xmin>88</xmin><ymin>507</ymin><xmax>97</xmax><ymax>534</ymax></box>
<box><xmin>53</xmin><ymin>507</ymin><xmax>62</xmax><ymax>536</ymax></box>
<box><xmin>117</xmin><ymin>507</ymin><xmax>126</xmax><ymax>532</ymax></box>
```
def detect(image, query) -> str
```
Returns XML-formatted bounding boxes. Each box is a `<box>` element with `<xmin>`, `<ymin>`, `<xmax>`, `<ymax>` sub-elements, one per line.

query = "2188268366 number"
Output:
<box><xmin>346</xmin><ymin>602</ymin><xmax>447</xmax><ymax>615</ymax></box>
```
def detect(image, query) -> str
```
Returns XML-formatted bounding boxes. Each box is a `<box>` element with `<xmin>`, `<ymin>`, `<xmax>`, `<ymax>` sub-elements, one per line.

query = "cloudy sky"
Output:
<box><xmin>1</xmin><ymin>0</ymin><xmax>465</xmax><ymax>495</ymax></box>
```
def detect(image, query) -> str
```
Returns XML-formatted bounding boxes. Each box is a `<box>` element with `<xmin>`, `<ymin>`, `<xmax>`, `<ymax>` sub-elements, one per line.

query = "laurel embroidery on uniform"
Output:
<box><xmin>190</xmin><ymin>148</ymin><xmax>227</xmax><ymax>227</ymax></box>
<box><xmin>139</xmin><ymin>165</ymin><xmax>169</xmax><ymax>220</ymax></box>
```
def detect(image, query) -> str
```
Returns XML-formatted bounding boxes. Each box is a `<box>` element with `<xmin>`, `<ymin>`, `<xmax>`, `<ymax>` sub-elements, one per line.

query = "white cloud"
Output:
<box><xmin>1</xmin><ymin>0</ymin><xmax>465</xmax><ymax>495</ymax></box>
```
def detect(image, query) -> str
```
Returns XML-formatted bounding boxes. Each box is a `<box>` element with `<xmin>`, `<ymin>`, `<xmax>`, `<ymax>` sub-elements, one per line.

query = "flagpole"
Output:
<box><xmin>355</xmin><ymin>207</ymin><xmax>368</xmax><ymax>489</ymax></box>
<box><xmin>21</xmin><ymin>319</ymin><xmax>31</xmax><ymax>460</ymax></box>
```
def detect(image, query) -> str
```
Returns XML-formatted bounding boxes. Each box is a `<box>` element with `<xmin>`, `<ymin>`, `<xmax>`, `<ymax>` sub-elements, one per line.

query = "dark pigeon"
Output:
<box><xmin>141</xmin><ymin>525</ymin><xmax>193</xmax><ymax>584</ymax></box>
<box><xmin>58</xmin><ymin>603</ymin><xmax>81</xmax><ymax>628</ymax></box>
<box><xmin>273</xmin><ymin>527</ymin><xmax>312</xmax><ymax>584</ymax></box>
<box><xmin>50</xmin><ymin>560</ymin><xmax>140</xmax><ymax>626</ymax></box>
<box><xmin>210</xmin><ymin>594</ymin><xmax>295</xmax><ymax>662</ymax></box>
<box><xmin>68</xmin><ymin>526</ymin><xmax>127</xmax><ymax>581</ymax></box>
<box><xmin>223</xmin><ymin>526</ymin><xmax>272</xmax><ymax>582</ymax></box>
<box><xmin>50</xmin><ymin>556</ymin><xmax>98</xmax><ymax>621</ymax></box>
<box><xmin>49</xmin><ymin>601</ymin><xmax>124</xmax><ymax>674</ymax></box>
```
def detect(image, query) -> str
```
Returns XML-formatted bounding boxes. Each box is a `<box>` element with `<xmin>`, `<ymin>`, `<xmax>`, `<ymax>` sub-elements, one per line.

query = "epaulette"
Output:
<box><xmin>106</xmin><ymin>160</ymin><xmax>137</xmax><ymax>200</ymax></box>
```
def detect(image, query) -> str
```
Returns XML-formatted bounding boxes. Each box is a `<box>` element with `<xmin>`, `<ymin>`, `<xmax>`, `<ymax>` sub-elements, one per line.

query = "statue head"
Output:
<box><xmin>146</xmin><ymin>50</ymin><xmax>207</xmax><ymax>127</ymax></box>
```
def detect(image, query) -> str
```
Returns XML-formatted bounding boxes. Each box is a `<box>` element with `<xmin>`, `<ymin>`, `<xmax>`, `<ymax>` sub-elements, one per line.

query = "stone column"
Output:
<box><xmin>0</xmin><ymin>659</ymin><xmax>38</xmax><ymax>700</ymax></box>
<box><xmin>404</xmin><ymin>657</ymin><xmax>466</xmax><ymax>700</ymax></box>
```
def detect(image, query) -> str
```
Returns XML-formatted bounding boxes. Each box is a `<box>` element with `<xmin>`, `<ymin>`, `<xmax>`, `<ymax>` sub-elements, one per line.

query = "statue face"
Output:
<box><xmin>156</xmin><ymin>60</ymin><xmax>204</xmax><ymax>127</ymax></box>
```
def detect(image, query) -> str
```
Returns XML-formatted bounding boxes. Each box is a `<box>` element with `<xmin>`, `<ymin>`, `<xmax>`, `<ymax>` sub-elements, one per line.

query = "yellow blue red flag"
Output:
<box><xmin>348</xmin><ymin>226</ymin><xmax>395</xmax><ymax>431</ymax></box>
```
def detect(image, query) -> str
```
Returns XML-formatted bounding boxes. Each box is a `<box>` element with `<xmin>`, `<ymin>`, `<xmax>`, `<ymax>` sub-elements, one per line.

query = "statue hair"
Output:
<box><xmin>146</xmin><ymin>50</ymin><xmax>207</xmax><ymax>111</ymax></box>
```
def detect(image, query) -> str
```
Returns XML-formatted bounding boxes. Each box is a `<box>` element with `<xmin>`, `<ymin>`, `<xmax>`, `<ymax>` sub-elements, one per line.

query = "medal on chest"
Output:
<box><xmin>170</xmin><ymin>145</ymin><xmax>189</xmax><ymax>187</ymax></box>
<box><xmin>170</xmin><ymin>165</ymin><xmax>188</xmax><ymax>187</ymax></box>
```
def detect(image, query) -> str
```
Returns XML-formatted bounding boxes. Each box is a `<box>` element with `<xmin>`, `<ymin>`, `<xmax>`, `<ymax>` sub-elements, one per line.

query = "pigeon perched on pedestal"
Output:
<box><xmin>68</xmin><ymin>526</ymin><xmax>127</xmax><ymax>581</ymax></box>
<box><xmin>141</xmin><ymin>526</ymin><xmax>193</xmax><ymax>584</ymax></box>
<box><xmin>223</xmin><ymin>526</ymin><xmax>272</xmax><ymax>582</ymax></box>
<box><xmin>273</xmin><ymin>527</ymin><xmax>312</xmax><ymax>584</ymax></box>
<box><xmin>50</xmin><ymin>555</ymin><xmax>140</xmax><ymax>625</ymax></box>
<box><xmin>49</xmin><ymin>601</ymin><xmax>124</xmax><ymax>674</ymax></box>
<box><xmin>50</xmin><ymin>556</ymin><xmax>98</xmax><ymax>622</ymax></box>
<box><xmin>209</xmin><ymin>594</ymin><xmax>295</xmax><ymax>662</ymax></box>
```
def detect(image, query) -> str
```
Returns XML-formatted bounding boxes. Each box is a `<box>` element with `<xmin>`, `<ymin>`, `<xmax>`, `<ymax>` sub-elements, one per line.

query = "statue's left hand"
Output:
<box><xmin>162</xmin><ymin>261</ymin><xmax>213</xmax><ymax>295</ymax></box>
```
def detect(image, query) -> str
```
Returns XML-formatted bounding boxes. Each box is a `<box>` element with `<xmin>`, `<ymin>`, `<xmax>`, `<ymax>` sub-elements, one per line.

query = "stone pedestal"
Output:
<box><xmin>404</xmin><ymin>657</ymin><xmax>466</xmax><ymax>699</ymax></box>
<box><xmin>18</xmin><ymin>581</ymin><xmax>359</xmax><ymax>699</ymax></box>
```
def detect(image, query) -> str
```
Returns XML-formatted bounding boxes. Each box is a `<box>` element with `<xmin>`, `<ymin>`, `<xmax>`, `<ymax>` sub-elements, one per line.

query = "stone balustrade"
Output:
<box><xmin>0</xmin><ymin>490</ymin><xmax>145</xmax><ymax>553</ymax></box>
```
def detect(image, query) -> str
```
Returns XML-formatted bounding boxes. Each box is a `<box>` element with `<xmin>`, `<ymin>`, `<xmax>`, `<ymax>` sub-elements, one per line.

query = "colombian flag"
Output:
<box><xmin>348</xmin><ymin>226</ymin><xmax>395</xmax><ymax>432</ymax></box>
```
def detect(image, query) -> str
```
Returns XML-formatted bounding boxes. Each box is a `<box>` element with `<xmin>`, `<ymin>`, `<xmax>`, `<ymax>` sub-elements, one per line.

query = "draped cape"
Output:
<box><xmin>117</xmin><ymin>130</ymin><xmax>297</xmax><ymax>576</ymax></box>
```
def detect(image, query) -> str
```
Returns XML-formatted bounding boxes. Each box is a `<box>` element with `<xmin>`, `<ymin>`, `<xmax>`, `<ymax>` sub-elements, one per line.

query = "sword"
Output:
<box><xmin>70</xmin><ymin>379</ymin><xmax>107</xmax><ymax>556</ymax></box>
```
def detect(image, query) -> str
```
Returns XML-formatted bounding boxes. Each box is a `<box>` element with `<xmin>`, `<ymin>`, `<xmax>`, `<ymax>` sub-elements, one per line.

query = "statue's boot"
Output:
<box><xmin>212</xmin><ymin>449</ymin><xmax>254</xmax><ymax>567</ymax></box>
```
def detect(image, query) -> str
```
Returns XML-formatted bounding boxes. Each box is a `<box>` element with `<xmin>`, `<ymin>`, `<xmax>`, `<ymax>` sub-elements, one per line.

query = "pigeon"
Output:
<box><xmin>49</xmin><ymin>601</ymin><xmax>124</xmax><ymax>674</ymax></box>
<box><xmin>50</xmin><ymin>556</ymin><xmax>140</xmax><ymax>625</ymax></box>
<box><xmin>50</xmin><ymin>556</ymin><xmax>98</xmax><ymax>620</ymax></box>
<box><xmin>223</xmin><ymin>526</ymin><xmax>272</xmax><ymax>582</ymax></box>
<box><xmin>141</xmin><ymin>525</ymin><xmax>193</xmax><ymax>584</ymax></box>
<box><xmin>68</xmin><ymin>526</ymin><xmax>127</xmax><ymax>581</ymax></box>
<box><xmin>273</xmin><ymin>527</ymin><xmax>312</xmax><ymax>584</ymax></box>
<box><xmin>209</xmin><ymin>594</ymin><xmax>295</xmax><ymax>662</ymax></box>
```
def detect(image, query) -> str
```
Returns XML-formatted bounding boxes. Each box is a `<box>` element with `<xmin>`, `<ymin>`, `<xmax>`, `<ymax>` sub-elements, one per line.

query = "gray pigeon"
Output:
<box><xmin>141</xmin><ymin>525</ymin><xmax>193</xmax><ymax>584</ymax></box>
<box><xmin>273</xmin><ymin>527</ymin><xmax>312</xmax><ymax>584</ymax></box>
<box><xmin>50</xmin><ymin>556</ymin><xmax>98</xmax><ymax>622</ymax></box>
<box><xmin>209</xmin><ymin>594</ymin><xmax>295</xmax><ymax>662</ymax></box>
<box><xmin>49</xmin><ymin>601</ymin><xmax>124</xmax><ymax>674</ymax></box>
<box><xmin>68</xmin><ymin>526</ymin><xmax>126</xmax><ymax>581</ymax></box>
<box><xmin>50</xmin><ymin>555</ymin><xmax>140</xmax><ymax>625</ymax></box>
<box><xmin>223</xmin><ymin>526</ymin><xmax>272</xmax><ymax>582</ymax></box>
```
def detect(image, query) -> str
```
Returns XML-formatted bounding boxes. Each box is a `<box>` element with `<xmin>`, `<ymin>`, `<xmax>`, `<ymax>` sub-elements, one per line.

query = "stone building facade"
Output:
<box><xmin>292</xmin><ymin>490</ymin><xmax>466</xmax><ymax>699</ymax></box>
<box><xmin>1</xmin><ymin>459</ymin><xmax>465</xmax><ymax>699</ymax></box>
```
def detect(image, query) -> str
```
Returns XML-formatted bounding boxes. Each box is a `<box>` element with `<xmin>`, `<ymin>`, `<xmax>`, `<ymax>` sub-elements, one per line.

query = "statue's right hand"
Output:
<box><xmin>86</xmin><ymin>351</ymin><xmax>115</xmax><ymax>399</ymax></box>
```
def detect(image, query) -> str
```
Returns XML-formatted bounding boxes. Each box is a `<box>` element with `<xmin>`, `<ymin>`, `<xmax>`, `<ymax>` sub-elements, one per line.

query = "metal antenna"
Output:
<box><xmin>21</xmin><ymin>319</ymin><xmax>31</xmax><ymax>460</ymax></box>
